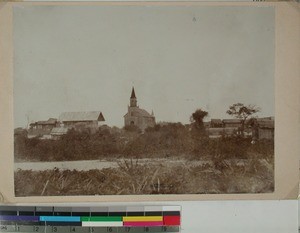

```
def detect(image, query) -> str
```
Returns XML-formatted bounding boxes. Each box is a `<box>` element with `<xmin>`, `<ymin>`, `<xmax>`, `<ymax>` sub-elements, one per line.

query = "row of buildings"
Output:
<box><xmin>27</xmin><ymin>111</ymin><xmax>105</xmax><ymax>139</ymax></box>
<box><xmin>17</xmin><ymin>87</ymin><xmax>274</xmax><ymax>140</ymax></box>
<box><xmin>24</xmin><ymin>87</ymin><xmax>155</xmax><ymax>139</ymax></box>
<box><xmin>205</xmin><ymin>117</ymin><xmax>274</xmax><ymax>140</ymax></box>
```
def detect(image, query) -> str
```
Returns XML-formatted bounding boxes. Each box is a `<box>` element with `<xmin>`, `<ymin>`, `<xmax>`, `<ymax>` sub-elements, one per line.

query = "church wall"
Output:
<box><xmin>124</xmin><ymin>88</ymin><xmax>155</xmax><ymax>131</ymax></box>
<box><xmin>124</xmin><ymin>115</ymin><xmax>138</xmax><ymax>126</ymax></box>
<box><xmin>124</xmin><ymin>114</ymin><xmax>155</xmax><ymax>131</ymax></box>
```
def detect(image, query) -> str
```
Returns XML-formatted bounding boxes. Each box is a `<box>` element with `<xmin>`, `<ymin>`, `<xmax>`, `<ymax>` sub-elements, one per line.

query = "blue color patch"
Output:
<box><xmin>39</xmin><ymin>216</ymin><xmax>81</xmax><ymax>222</ymax></box>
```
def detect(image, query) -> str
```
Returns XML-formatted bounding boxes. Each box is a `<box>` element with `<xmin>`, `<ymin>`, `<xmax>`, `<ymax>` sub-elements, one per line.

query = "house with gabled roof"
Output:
<box><xmin>29</xmin><ymin>118</ymin><xmax>58</xmax><ymax>130</ymax></box>
<box><xmin>28</xmin><ymin>118</ymin><xmax>58</xmax><ymax>139</ymax></box>
<box><xmin>59</xmin><ymin>111</ymin><xmax>105</xmax><ymax>129</ymax></box>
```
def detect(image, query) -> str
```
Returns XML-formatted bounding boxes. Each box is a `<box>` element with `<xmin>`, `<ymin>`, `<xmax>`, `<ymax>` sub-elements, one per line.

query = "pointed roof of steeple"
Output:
<box><xmin>131</xmin><ymin>87</ymin><xmax>136</xmax><ymax>98</ymax></box>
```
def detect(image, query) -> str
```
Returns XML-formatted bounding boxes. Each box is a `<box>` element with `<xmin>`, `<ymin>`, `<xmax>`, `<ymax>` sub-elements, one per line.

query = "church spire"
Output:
<box><xmin>131</xmin><ymin>87</ymin><xmax>136</xmax><ymax>99</ymax></box>
<box><xmin>130</xmin><ymin>87</ymin><xmax>137</xmax><ymax>107</ymax></box>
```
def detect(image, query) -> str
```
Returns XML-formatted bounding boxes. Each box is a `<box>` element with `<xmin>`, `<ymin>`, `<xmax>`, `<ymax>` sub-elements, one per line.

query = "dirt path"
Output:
<box><xmin>14</xmin><ymin>158</ymin><xmax>211</xmax><ymax>171</ymax></box>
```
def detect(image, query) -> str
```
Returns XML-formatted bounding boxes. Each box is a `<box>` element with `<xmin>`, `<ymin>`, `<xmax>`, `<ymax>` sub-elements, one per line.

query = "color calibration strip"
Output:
<box><xmin>0</xmin><ymin>206</ymin><xmax>181</xmax><ymax>232</ymax></box>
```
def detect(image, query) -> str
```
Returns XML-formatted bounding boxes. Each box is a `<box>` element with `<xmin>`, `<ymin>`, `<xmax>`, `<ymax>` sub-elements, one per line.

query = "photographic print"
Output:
<box><xmin>13</xmin><ymin>5</ymin><xmax>275</xmax><ymax>197</ymax></box>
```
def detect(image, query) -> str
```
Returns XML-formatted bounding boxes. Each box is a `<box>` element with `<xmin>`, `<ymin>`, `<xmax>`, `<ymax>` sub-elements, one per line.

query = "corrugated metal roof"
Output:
<box><xmin>211</xmin><ymin>119</ymin><xmax>222</xmax><ymax>124</ymax></box>
<box><xmin>258</xmin><ymin>120</ymin><xmax>274</xmax><ymax>129</ymax></box>
<box><xmin>59</xmin><ymin>111</ymin><xmax>105</xmax><ymax>122</ymax></box>
<box><xmin>32</xmin><ymin>118</ymin><xmax>57</xmax><ymax>125</ymax></box>
<box><xmin>222</xmin><ymin>119</ymin><xmax>242</xmax><ymax>124</ymax></box>
<box><xmin>51</xmin><ymin>127</ymin><xmax>69</xmax><ymax>135</ymax></box>
<box><xmin>46</xmin><ymin>118</ymin><xmax>57</xmax><ymax>124</ymax></box>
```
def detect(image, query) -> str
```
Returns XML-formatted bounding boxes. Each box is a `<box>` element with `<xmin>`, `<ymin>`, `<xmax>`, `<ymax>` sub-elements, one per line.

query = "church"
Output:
<box><xmin>124</xmin><ymin>87</ymin><xmax>156</xmax><ymax>131</ymax></box>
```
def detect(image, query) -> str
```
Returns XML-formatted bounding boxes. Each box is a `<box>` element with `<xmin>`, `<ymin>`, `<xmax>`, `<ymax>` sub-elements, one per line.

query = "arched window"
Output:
<box><xmin>130</xmin><ymin>121</ymin><xmax>134</xmax><ymax>125</ymax></box>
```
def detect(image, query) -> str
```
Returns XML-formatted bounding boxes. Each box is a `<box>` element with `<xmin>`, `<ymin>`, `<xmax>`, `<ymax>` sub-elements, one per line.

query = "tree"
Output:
<box><xmin>190</xmin><ymin>109</ymin><xmax>208</xmax><ymax>136</ymax></box>
<box><xmin>226</xmin><ymin>103</ymin><xmax>260</xmax><ymax>136</ymax></box>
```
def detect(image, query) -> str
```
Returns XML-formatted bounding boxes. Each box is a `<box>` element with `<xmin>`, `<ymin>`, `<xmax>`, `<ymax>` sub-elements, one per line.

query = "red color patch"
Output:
<box><xmin>163</xmin><ymin>216</ymin><xmax>180</xmax><ymax>226</ymax></box>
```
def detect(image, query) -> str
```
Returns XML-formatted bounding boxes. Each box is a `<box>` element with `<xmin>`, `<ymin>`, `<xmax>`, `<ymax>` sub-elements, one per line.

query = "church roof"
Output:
<box><xmin>131</xmin><ymin>87</ymin><xmax>136</xmax><ymax>98</ymax></box>
<box><xmin>59</xmin><ymin>111</ymin><xmax>105</xmax><ymax>122</ymax></box>
<box><xmin>124</xmin><ymin>108</ymin><xmax>154</xmax><ymax>118</ymax></box>
<box><xmin>134</xmin><ymin>108</ymin><xmax>153</xmax><ymax>117</ymax></box>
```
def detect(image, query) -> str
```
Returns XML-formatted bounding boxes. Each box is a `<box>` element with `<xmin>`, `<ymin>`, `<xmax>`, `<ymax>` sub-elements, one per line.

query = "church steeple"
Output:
<box><xmin>130</xmin><ymin>87</ymin><xmax>137</xmax><ymax>107</ymax></box>
<box><xmin>131</xmin><ymin>87</ymin><xmax>136</xmax><ymax>99</ymax></box>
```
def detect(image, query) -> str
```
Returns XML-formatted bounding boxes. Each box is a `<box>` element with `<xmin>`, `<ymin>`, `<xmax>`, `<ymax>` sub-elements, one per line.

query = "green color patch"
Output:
<box><xmin>81</xmin><ymin>216</ymin><xmax>123</xmax><ymax>222</ymax></box>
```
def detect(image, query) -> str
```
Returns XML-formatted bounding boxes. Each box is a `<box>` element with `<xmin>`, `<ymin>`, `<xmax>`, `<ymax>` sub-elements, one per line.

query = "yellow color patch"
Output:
<box><xmin>123</xmin><ymin>216</ymin><xmax>163</xmax><ymax>222</ymax></box>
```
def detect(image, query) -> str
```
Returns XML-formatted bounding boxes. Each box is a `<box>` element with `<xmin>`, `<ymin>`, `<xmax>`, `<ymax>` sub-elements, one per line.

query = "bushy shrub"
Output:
<box><xmin>123</xmin><ymin>125</ymin><xmax>141</xmax><ymax>133</ymax></box>
<box><xmin>14</xmin><ymin>127</ymin><xmax>122</xmax><ymax>161</ymax></box>
<box><xmin>191</xmin><ymin>136</ymin><xmax>259</xmax><ymax>160</ymax></box>
<box><xmin>15</xmin><ymin>123</ymin><xmax>273</xmax><ymax>162</ymax></box>
<box><xmin>123</xmin><ymin>123</ymin><xmax>193</xmax><ymax>157</ymax></box>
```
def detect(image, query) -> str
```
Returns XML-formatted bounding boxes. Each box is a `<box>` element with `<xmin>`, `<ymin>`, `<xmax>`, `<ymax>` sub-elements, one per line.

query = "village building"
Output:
<box><xmin>25</xmin><ymin>112</ymin><xmax>105</xmax><ymax>139</ymax></box>
<box><xmin>59</xmin><ymin>111</ymin><xmax>105</xmax><ymax>130</ymax></box>
<box><xmin>50</xmin><ymin>127</ymin><xmax>69</xmax><ymax>140</ymax></box>
<box><xmin>29</xmin><ymin>118</ymin><xmax>58</xmax><ymax>130</ymax></box>
<box><xmin>124</xmin><ymin>87</ymin><xmax>155</xmax><ymax>131</ymax></box>
<box><xmin>208</xmin><ymin>127</ymin><xmax>237</xmax><ymax>139</ymax></box>
<box><xmin>206</xmin><ymin>119</ymin><xmax>242</xmax><ymax>138</ymax></box>
<box><xmin>28</xmin><ymin>118</ymin><xmax>58</xmax><ymax>139</ymax></box>
<box><xmin>203</xmin><ymin>121</ymin><xmax>211</xmax><ymax>128</ymax></box>
<box><xmin>210</xmin><ymin>119</ymin><xmax>223</xmax><ymax>128</ymax></box>
<box><xmin>251</xmin><ymin>118</ymin><xmax>275</xmax><ymax>140</ymax></box>
<box><xmin>222</xmin><ymin>119</ymin><xmax>242</xmax><ymax>128</ymax></box>
<box><xmin>207</xmin><ymin>117</ymin><xmax>274</xmax><ymax>140</ymax></box>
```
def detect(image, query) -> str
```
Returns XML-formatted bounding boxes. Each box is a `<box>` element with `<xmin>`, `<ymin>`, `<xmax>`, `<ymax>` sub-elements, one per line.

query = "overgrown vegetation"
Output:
<box><xmin>14</xmin><ymin>105</ymin><xmax>274</xmax><ymax>195</ymax></box>
<box><xmin>14</xmin><ymin>155</ymin><xmax>274</xmax><ymax>196</ymax></box>
<box><xmin>15</xmin><ymin>123</ymin><xmax>273</xmax><ymax>162</ymax></box>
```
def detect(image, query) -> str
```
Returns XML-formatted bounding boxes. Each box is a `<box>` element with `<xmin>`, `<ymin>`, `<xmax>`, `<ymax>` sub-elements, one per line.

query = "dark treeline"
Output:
<box><xmin>14</xmin><ymin>122</ymin><xmax>274</xmax><ymax>162</ymax></box>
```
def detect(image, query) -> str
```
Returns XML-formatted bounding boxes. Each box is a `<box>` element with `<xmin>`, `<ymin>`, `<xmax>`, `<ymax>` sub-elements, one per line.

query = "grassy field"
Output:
<box><xmin>14</xmin><ymin>124</ymin><xmax>274</xmax><ymax>195</ymax></box>
<box><xmin>15</xmin><ymin>156</ymin><xmax>274</xmax><ymax>196</ymax></box>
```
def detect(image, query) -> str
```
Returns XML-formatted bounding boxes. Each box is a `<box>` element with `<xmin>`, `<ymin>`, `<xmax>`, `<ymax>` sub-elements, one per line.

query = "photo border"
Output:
<box><xmin>0</xmin><ymin>1</ymin><xmax>299</xmax><ymax>203</ymax></box>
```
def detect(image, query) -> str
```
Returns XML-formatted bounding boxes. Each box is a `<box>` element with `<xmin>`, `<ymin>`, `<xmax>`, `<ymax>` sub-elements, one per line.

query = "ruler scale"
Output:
<box><xmin>0</xmin><ymin>206</ymin><xmax>181</xmax><ymax>232</ymax></box>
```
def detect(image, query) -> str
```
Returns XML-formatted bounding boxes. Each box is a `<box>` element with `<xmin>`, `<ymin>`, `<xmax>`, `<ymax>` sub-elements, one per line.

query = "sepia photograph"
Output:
<box><xmin>13</xmin><ymin>5</ymin><xmax>275</xmax><ymax>197</ymax></box>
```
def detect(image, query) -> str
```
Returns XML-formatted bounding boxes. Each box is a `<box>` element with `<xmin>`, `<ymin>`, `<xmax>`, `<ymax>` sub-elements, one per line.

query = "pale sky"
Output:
<box><xmin>13</xmin><ymin>5</ymin><xmax>275</xmax><ymax>128</ymax></box>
